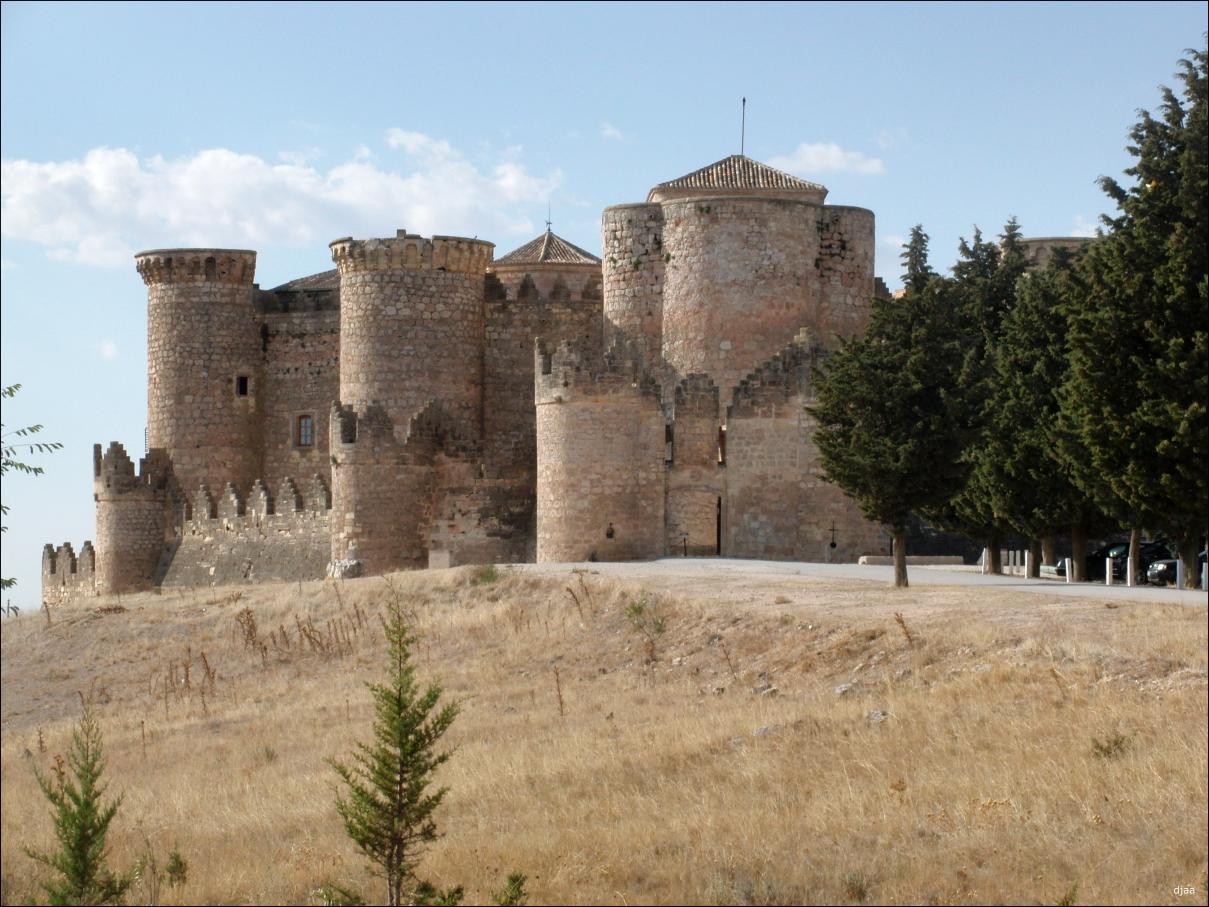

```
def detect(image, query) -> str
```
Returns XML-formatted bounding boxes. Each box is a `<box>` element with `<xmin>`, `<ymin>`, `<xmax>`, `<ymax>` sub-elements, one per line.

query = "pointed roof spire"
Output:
<box><xmin>494</xmin><ymin>229</ymin><xmax>601</xmax><ymax>267</ymax></box>
<box><xmin>647</xmin><ymin>154</ymin><xmax>827</xmax><ymax>204</ymax></box>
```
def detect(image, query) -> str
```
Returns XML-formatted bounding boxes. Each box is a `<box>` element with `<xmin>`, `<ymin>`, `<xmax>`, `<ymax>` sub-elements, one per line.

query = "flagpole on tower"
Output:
<box><xmin>741</xmin><ymin>98</ymin><xmax>746</xmax><ymax>157</ymax></box>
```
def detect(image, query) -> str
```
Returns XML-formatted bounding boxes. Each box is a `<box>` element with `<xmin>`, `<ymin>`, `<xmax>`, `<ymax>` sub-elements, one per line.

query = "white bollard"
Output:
<box><xmin>1025</xmin><ymin>549</ymin><xmax>1032</xmax><ymax>578</ymax></box>
<box><xmin>1064</xmin><ymin>557</ymin><xmax>1073</xmax><ymax>583</ymax></box>
<box><xmin>1176</xmin><ymin>559</ymin><xmax>1185</xmax><ymax>589</ymax></box>
<box><xmin>1126</xmin><ymin>557</ymin><xmax>1136</xmax><ymax>587</ymax></box>
<box><xmin>1201</xmin><ymin>560</ymin><xmax>1207</xmax><ymax>591</ymax></box>
<box><xmin>1105</xmin><ymin>557</ymin><xmax>1113</xmax><ymax>586</ymax></box>
<box><xmin>980</xmin><ymin>547</ymin><xmax>989</xmax><ymax>575</ymax></box>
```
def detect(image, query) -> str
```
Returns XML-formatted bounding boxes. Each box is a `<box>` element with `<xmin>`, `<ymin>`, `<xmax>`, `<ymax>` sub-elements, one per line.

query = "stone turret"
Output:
<box><xmin>534</xmin><ymin>339</ymin><xmax>665</xmax><ymax>562</ymax></box>
<box><xmin>136</xmin><ymin>248</ymin><xmax>262</xmax><ymax>496</ymax></box>
<box><xmin>92</xmin><ymin>442</ymin><xmax>169</xmax><ymax>594</ymax></box>
<box><xmin>330</xmin><ymin>230</ymin><xmax>493</xmax><ymax>443</ymax></box>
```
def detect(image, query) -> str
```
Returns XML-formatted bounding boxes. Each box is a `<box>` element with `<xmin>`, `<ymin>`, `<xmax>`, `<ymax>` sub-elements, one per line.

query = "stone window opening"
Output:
<box><xmin>665</xmin><ymin>424</ymin><xmax>674</xmax><ymax>464</ymax></box>
<box><xmin>717</xmin><ymin>426</ymin><xmax>727</xmax><ymax>465</ymax></box>
<box><xmin>204</xmin><ymin>256</ymin><xmax>217</xmax><ymax>280</ymax></box>
<box><xmin>296</xmin><ymin>414</ymin><xmax>315</xmax><ymax>448</ymax></box>
<box><xmin>235</xmin><ymin>375</ymin><xmax>250</xmax><ymax>397</ymax></box>
<box><xmin>605</xmin><ymin>522</ymin><xmax>615</xmax><ymax>539</ymax></box>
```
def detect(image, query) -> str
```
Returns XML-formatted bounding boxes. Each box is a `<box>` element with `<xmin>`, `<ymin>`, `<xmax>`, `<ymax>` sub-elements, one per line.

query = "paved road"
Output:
<box><xmin>520</xmin><ymin>557</ymin><xmax>1209</xmax><ymax>606</ymax></box>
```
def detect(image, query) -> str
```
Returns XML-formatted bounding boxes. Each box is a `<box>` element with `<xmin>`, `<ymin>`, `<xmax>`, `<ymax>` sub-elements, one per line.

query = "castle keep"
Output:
<box><xmin>43</xmin><ymin>154</ymin><xmax>894</xmax><ymax>601</ymax></box>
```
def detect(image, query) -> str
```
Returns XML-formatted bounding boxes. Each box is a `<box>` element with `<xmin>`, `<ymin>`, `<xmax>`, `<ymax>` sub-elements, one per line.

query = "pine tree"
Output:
<box><xmin>811</xmin><ymin>226</ymin><xmax>969</xmax><ymax>587</ymax></box>
<box><xmin>928</xmin><ymin>220</ymin><xmax>1030</xmax><ymax>571</ymax></box>
<box><xmin>1060</xmin><ymin>45</ymin><xmax>1208</xmax><ymax>585</ymax></box>
<box><xmin>25</xmin><ymin>703</ymin><xmax>135</xmax><ymax>906</ymax></box>
<box><xmin>330</xmin><ymin>602</ymin><xmax>460</xmax><ymax>906</ymax></box>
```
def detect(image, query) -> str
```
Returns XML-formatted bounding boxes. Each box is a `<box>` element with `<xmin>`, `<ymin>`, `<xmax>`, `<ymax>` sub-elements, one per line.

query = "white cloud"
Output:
<box><xmin>600</xmin><ymin>122</ymin><xmax>624</xmax><ymax>142</ymax></box>
<box><xmin>1</xmin><ymin>133</ymin><xmax>562</xmax><ymax>267</ymax></box>
<box><xmin>99</xmin><ymin>340</ymin><xmax>118</xmax><ymax>360</ymax></box>
<box><xmin>769</xmin><ymin>142</ymin><xmax>885</xmax><ymax>176</ymax></box>
<box><xmin>0</xmin><ymin>258</ymin><xmax>14</xmax><ymax>271</ymax></box>
<box><xmin>1071</xmin><ymin>214</ymin><xmax>1100</xmax><ymax>238</ymax></box>
<box><xmin>882</xmin><ymin>234</ymin><xmax>905</xmax><ymax>249</ymax></box>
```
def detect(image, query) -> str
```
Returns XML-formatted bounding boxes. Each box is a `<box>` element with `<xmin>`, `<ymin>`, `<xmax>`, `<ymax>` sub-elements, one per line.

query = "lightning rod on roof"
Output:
<box><xmin>741</xmin><ymin>97</ymin><xmax>746</xmax><ymax>157</ymax></box>
<box><xmin>546</xmin><ymin>201</ymin><xmax>552</xmax><ymax>232</ymax></box>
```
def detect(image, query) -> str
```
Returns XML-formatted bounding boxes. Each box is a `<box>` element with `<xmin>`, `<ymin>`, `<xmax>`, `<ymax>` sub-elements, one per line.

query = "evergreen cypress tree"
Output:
<box><xmin>1060</xmin><ymin>45</ymin><xmax>1207</xmax><ymax>585</ymax></box>
<box><xmin>811</xmin><ymin>226</ymin><xmax>969</xmax><ymax>587</ymax></box>
<box><xmin>330</xmin><ymin>602</ymin><xmax>460</xmax><ymax>906</ymax></box>
<box><xmin>26</xmin><ymin>703</ymin><xmax>135</xmax><ymax>906</ymax></box>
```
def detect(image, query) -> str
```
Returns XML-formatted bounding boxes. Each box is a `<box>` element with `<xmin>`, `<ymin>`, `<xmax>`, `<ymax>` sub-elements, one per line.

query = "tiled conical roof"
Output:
<box><xmin>494</xmin><ymin>229</ymin><xmax>600</xmax><ymax>266</ymax></box>
<box><xmin>648</xmin><ymin>154</ymin><xmax>827</xmax><ymax>203</ymax></box>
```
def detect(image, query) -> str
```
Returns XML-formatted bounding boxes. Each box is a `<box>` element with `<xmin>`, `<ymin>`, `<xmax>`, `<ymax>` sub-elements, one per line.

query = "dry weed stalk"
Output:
<box><xmin>553</xmin><ymin>667</ymin><xmax>565</xmax><ymax>718</ymax></box>
<box><xmin>565</xmin><ymin>587</ymin><xmax>585</xmax><ymax>621</ymax></box>
<box><xmin>894</xmin><ymin>612</ymin><xmax>915</xmax><ymax>647</ymax></box>
<box><xmin>719</xmin><ymin>639</ymin><xmax>740</xmax><ymax>682</ymax></box>
<box><xmin>235</xmin><ymin>608</ymin><xmax>259</xmax><ymax>649</ymax></box>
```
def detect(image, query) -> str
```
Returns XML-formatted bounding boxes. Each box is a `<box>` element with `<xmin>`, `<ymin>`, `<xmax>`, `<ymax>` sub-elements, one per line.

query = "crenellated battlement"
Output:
<box><xmin>41</xmin><ymin>540</ymin><xmax>97</xmax><ymax>603</ymax></box>
<box><xmin>92</xmin><ymin>442</ymin><xmax>171</xmax><ymax>497</ymax></box>
<box><xmin>727</xmin><ymin>328</ymin><xmax>824</xmax><ymax>419</ymax></box>
<box><xmin>330</xmin><ymin>231</ymin><xmax>494</xmax><ymax>276</ymax></box>
<box><xmin>673</xmin><ymin>373</ymin><xmax>720</xmax><ymax>417</ymax></box>
<box><xmin>535</xmin><ymin>337</ymin><xmax>661</xmax><ymax>406</ymax></box>
<box><xmin>135</xmin><ymin>249</ymin><xmax>257</xmax><ymax>287</ymax></box>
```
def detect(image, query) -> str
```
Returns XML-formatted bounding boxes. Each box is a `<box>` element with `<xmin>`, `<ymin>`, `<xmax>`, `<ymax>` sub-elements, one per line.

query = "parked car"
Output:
<box><xmin>1053</xmin><ymin>540</ymin><xmax>1172</xmax><ymax>581</ymax></box>
<box><xmin>1147</xmin><ymin>549</ymin><xmax>1207</xmax><ymax>586</ymax></box>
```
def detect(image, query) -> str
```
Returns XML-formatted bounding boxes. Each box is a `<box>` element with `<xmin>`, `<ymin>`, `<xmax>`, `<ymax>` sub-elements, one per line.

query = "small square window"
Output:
<box><xmin>297</xmin><ymin>414</ymin><xmax>315</xmax><ymax>447</ymax></box>
<box><xmin>236</xmin><ymin>376</ymin><xmax>249</xmax><ymax>396</ymax></box>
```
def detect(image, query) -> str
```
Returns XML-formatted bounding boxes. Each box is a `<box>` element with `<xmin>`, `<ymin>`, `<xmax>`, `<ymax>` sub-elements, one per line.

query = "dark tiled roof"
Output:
<box><xmin>650</xmin><ymin>154</ymin><xmax>826</xmax><ymax>196</ymax></box>
<box><xmin>270</xmin><ymin>269</ymin><xmax>339</xmax><ymax>292</ymax></box>
<box><xmin>495</xmin><ymin>230</ymin><xmax>600</xmax><ymax>266</ymax></box>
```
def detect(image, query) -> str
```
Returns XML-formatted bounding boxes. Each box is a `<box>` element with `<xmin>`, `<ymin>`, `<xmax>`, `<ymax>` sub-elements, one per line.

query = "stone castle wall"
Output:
<box><xmin>331</xmin><ymin>233</ymin><xmax>493</xmax><ymax>442</ymax></box>
<box><xmin>92</xmin><ymin>442</ymin><xmax>168</xmax><ymax>595</ymax></box>
<box><xmin>42</xmin><ymin>541</ymin><xmax>97</xmax><ymax>603</ymax></box>
<box><xmin>535</xmin><ymin>341</ymin><xmax>665</xmax><ymax>562</ymax></box>
<box><xmin>666</xmin><ymin>374</ymin><xmax>724</xmax><ymax>556</ymax></box>
<box><xmin>659</xmin><ymin>197</ymin><xmax>824</xmax><ymax>407</ymax></box>
<box><xmin>159</xmin><ymin>475</ymin><xmax>332</xmax><ymax>587</ymax></box>
<box><xmin>259</xmin><ymin>287</ymin><xmax>339</xmax><ymax>487</ymax></box>
<box><xmin>601</xmin><ymin>204</ymin><xmax>666</xmax><ymax>376</ymax></box>
<box><xmin>138</xmin><ymin>250</ymin><xmax>263</xmax><ymax>496</ymax></box>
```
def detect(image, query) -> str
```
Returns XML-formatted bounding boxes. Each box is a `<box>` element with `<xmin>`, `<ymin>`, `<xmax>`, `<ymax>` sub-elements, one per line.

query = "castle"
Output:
<box><xmin>42</xmin><ymin>153</ymin><xmax>897</xmax><ymax>601</ymax></box>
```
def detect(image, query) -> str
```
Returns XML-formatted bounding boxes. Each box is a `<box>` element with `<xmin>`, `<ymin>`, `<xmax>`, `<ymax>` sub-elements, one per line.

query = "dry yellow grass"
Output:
<box><xmin>1</xmin><ymin>565</ymin><xmax>1206</xmax><ymax>905</ymax></box>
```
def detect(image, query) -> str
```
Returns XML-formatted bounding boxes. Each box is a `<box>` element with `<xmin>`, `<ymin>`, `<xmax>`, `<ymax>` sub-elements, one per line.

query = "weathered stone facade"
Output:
<box><xmin>58</xmin><ymin>151</ymin><xmax>1060</xmax><ymax>601</ymax></box>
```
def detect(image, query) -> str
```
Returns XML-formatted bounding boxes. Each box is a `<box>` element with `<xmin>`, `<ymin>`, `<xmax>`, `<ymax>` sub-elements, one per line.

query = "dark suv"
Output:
<box><xmin>1147</xmin><ymin>550</ymin><xmax>1207</xmax><ymax>586</ymax></box>
<box><xmin>1054</xmin><ymin>540</ymin><xmax>1172</xmax><ymax>582</ymax></box>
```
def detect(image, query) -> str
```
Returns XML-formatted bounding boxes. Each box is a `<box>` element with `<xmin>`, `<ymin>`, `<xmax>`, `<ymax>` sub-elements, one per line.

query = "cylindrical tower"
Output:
<box><xmin>330</xmin><ymin>231</ymin><xmax>494</xmax><ymax>441</ymax></box>
<box><xmin>92</xmin><ymin>442</ymin><xmax>166</xmax><ymax>594</ymax></box>
<box><xmin>535</xmin><ymin>341</ymin><xmax>665</xmax><ymax>563</ymax></box>
<box><xmin>601</xmin><ymin>203</ymin><xmax>665</xmax><ymax>376</ymax></box>
<box><xmin>136</xmin><ymin>248</ymin><xmax>262</xmax><ymax>496</ymax></box>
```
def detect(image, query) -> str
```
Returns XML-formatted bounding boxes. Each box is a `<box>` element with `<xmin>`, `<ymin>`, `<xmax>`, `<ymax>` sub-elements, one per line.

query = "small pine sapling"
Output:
<box><xmin>25</xmin><ymin>702</ymin><xmax>136</xmax><ymax>905</ymax></box>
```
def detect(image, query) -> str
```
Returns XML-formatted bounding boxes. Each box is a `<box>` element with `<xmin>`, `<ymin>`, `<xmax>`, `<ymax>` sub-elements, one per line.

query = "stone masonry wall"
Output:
<box><xmin>659</xmin><ymin>197</ymin><xmax>823</xmax><ymax>409</ymax></box>
<box><xmin>42</xmin><ymin>541</ymin><xmax>97</xmax><ymax>603</ymax></box>
<box><xmin>331</xmin><ymin>233</ymin><xmax>493</xmax><ymax>443</ymax></box>
<box><xmin>160</xmin><ymin>476</ymin><xmax>332</xmax><ymax>587</ymax></box>
<box><xmin>483</xmin><ymin>264</ymin><xmax>602</xmax><ymax>479</ymax></box>
<box><xmin>814</xmin><ymin>206</ymin><xmax>876</xmax><ymax>343</ymax></box>
<box><xmin>666</xmin><ymin>374</ymin><xmax>724</xmax><ymax>555</ymax></box>
<box><xmin>601</xmin><ymin>204</ymin><xmax>666</xmax><ymax>377</ymax></box>
<box><xmin>91</xmin><ymin>442</ymin><xmax>168</xmax><ymax>595</ymax></box>
<box><xmin>138</xmin><ymin>250</ymin><xmax>263</xmax><ymax>496</ymax></box>
<box><xmin>260</xmin><ymin>300</ymin><xmax>339</xmax><ymax>487</ymax></box>
<box><xmin>725</xmin><ymin>340</ymin><xmax>888</xmax><ymax>562</ymax></box>
<box><xmin>535</xmin><ymin>342</ymin><xmax>665</xmax><ymax>562</ymax></box>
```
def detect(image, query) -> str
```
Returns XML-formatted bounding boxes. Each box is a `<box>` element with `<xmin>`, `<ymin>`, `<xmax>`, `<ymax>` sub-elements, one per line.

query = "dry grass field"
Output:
<box><xmin>1</xmin><ymin>564</ymin><xmax>1206</xmax><ymax>905</ymax></box>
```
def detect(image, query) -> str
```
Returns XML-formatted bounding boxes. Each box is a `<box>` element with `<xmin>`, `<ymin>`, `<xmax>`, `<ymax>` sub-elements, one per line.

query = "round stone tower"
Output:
<box><xmin>646</xmin><ymin>155</ymin><xmax>874</xmax><ymax>405</ymax></box>
<box><xmin>136</xmin><ymin>248</ymin><xmax>262</xmax><ymax>496</ymax></box>
<box><xmin>330</xmin><ymin>230</ymin><xmax>494</xmax><ymax>441</ymax></box>
<box><xmin>535</xmin><ymin>341</ymin><xmax>666</xmax><ymax>563</ymax></box>
<box><xmin>601</xmin><ymin>204</ymin><xmax>666</xmax><ymax>375</ymax></box>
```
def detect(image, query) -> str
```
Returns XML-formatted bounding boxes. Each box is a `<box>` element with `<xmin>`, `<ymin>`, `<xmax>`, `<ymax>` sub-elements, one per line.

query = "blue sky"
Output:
<box><xmin>1</xmin><ymin>1</ymin><xmax>1204</xmax><ymax>601</ymax></box>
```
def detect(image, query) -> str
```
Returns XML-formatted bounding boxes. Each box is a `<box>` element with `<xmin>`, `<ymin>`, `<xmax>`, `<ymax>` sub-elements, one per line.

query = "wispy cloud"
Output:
<box><xmin>881</xmin><ymin>234</ymin><xmax>905</xmax><ymax>249</ymax></box>
<box><xmin>600</xmin><ymin>122</ymin><xmax>624</xmax><ymax>142</ymax></box>
<box><xmin>2</xmin><ymin>132</ymin><xmax>562</xmax><ymax>267</ymax></box>
<box><xmin>769</xmin><ymin>142</ymin><xmax>885</xmax><ymax>176</ymax></box>
<box><xmin>1071</xmin><ymin>214</ymin><xmax>1100</xmax><ymax>238</ymax></box>
<box><xmin>99</xmin><ymin>340</ymin><xmax>118</xmax><ymax>360</ymax></box>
